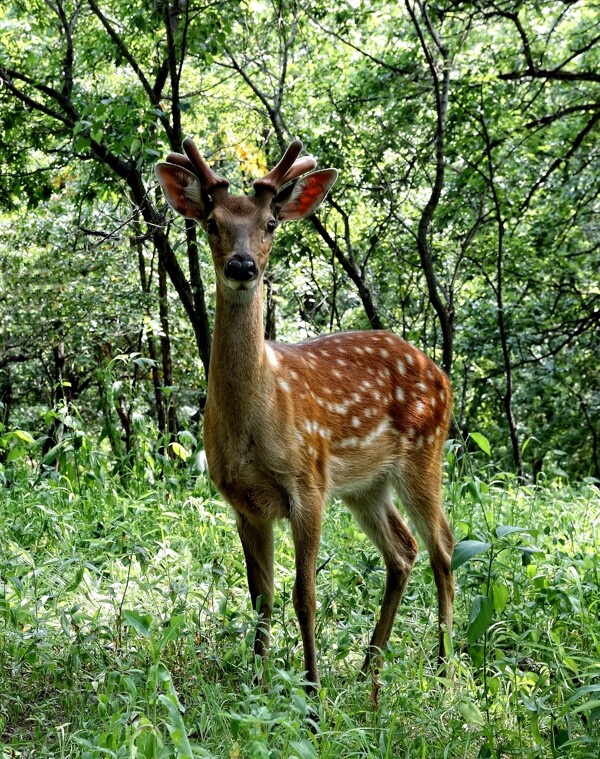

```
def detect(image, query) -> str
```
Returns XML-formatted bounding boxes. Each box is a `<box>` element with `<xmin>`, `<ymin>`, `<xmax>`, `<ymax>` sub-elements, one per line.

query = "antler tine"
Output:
<box><xmin>182</xmin><ymin>137</ymin><xmax>229</xmax><ymax>192</ymax></box>
<box><xmin>254</xmin><ymin>139</ymin><xmax>310</xmax><ymax>194</ymax></box>
<box><xmin>165</xmin><ymin>153</ymin><xmax>195</xmax><ymax>172</ymax></box>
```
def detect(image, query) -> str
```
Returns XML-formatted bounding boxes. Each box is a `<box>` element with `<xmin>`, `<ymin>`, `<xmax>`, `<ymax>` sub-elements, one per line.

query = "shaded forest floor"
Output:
<box><xmin>1</xmin><ymin>455</ymin><xmax>599</xmax><ymax>757</ymax></box>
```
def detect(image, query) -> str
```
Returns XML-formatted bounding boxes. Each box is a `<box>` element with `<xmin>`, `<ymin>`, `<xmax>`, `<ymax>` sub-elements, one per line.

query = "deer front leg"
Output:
<box><xmin>235</xmin><ymin>513</ymin><xmax>274</xmax><ymax>667</ymax></box>
<box><xmin>290</xmin><ymin>501</ymin><xmax>324</xmax><ymax>692</ymax></box>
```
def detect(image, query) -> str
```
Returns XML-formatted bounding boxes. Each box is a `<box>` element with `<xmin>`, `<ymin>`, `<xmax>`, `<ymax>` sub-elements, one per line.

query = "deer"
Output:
<box><xmin>155</xmin><ymin>138</ymin><xmax>455</xmax><ymax>692</ymax></box>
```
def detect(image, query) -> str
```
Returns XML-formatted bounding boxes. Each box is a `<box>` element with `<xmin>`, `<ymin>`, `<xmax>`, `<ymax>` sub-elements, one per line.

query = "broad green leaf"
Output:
<box><xmin>290</xmin><ymin>740</ymin><xmax>318</xmax><ymax>759</ymax></box>
<box><xmin>451</xmin><ymin>539</ymin><xmax>491</xmax><ymax>570</ymax></box>
<box><xmin>457</xmin><ymin>697</ymin><xmax>485</xmax><ymax>725</ymax></box>
<box><xmin>12</xmin><ymin>429</ymin><xmax>35</xmax><ymax>444</ymax></box>
<box><xmin>495</xmin><ymin>525</ymin><xmax>529</xmax><ymax>538</ymax></box>
<box><xmin>169</xmin><ymin>442</ymin><xmax>189</xmax><ymax>461</ymax></box>
<box><xmin>158</xmin><ymin>695</ymin><xmax>193</xmax><ymax>758</ymax></box>
<box><xmin>122</xmin><ymin>609</ymin><xmax>152</xmax><ymax>637</ymax></box>
<box><xmin>490</xmin><ymin>580</ymin><xmax>509</xmax><ymax>613</ymax></box>
<box><xmin>6</xmin><ymin>445</ymin><xmax>26</xmax><ymax>462</ymax></box>
<box><xmin>469</xmin><ymin>432</ymin><xmax>491</xmax><ymax>456</ymax></box>
<box><xmin>158</xmin><ymin>615</ymin><xmax>186</xmax><ymax>650</ymax></box>
<box><xmin>468</xmin><ymin>595</ymin><xmax>493</xmax><ymax>643</ymax></box>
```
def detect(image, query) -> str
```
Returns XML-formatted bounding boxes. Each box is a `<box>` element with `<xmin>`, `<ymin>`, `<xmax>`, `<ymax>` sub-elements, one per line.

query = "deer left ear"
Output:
<box><xmin>274</xmin><ymin>169</ymin><xmax>338</xmax><ymax>222</ymax></box>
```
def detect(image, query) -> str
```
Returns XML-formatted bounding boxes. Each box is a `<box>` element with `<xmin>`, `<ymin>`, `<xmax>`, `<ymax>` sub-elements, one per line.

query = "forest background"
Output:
<box><xmin>0</xmin><ymin>0</ymin><xmax>598</xmax><ymax>480</ymax></box>
<box><xmin>0</xmin><ymin>1</ymin><xmax>599</xmax><ymax>757</ymax></box>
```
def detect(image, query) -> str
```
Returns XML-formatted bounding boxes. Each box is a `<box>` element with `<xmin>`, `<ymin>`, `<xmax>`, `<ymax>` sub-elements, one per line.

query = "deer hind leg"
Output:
<box><xmin>290</xmin><ymin>496</ymin><xmax>324</xmax><ymax>691</ymax></box>
<box><xmin>235</xmin><ymin>513</ymin><xmax>274</xmax><ymax>666</ymax></box>
<box><xmin>343</xmin><ymin>481</ymin><xmax>419</xmax><ymax>673</ymax></box>
<box><xmin>395</xmin><ymin>470</ymin><xmax>455</xmax><ymax>663</ymax></box>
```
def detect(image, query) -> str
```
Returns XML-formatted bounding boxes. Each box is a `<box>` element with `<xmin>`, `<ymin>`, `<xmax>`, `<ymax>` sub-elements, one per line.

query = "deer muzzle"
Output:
<box><xmin>224</xmin><ymin>253</ymin><xmax>259</xmax><ymax>284</ymax></box>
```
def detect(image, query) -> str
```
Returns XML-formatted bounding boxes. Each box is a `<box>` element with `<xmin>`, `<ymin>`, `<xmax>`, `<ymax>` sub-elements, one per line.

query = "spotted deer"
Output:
<box><xmin>155</xmin><ymin>138</ymin><xmax>454</xmax><ymax>690</ymax></box>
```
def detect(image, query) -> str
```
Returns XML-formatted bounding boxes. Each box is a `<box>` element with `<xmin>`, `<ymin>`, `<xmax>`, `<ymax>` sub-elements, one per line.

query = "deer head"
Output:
<box><xmin>155</xmin><ymin>139</ymin><xmax>337</xmax><ymax>296</ymax></box>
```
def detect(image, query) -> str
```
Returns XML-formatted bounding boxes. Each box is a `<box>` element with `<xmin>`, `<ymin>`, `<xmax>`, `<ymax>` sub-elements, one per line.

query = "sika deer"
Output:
<box><xmin>155</xmin><ymin>138</ymin><xmax>454</xmax><ymax>690</ymax></box>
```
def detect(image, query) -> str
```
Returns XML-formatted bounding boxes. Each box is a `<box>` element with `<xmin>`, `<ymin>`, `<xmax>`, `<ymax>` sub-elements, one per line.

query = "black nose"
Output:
<box><xmin>224</xmin><ymin>254</ymin><xmax>258</xmax><ymax>281</ymax></box>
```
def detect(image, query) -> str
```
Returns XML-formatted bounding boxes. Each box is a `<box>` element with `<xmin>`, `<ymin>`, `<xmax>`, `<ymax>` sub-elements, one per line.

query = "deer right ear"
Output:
<box><xmin>155</xmin><ymin>163</ymin><xmax>209</xmax><ymax>220</ymax></box>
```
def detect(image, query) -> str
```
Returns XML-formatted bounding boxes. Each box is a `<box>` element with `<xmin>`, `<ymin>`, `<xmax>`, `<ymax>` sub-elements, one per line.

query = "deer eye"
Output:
<box><xmin>266</xmin><ymin>219</ymin><xmax>277</xmax><ymax>234</ymax></box>
<box><xmin>206</xmin><ymin>218</ymin><xmax>218</xmax><ymax>235</ymax></box>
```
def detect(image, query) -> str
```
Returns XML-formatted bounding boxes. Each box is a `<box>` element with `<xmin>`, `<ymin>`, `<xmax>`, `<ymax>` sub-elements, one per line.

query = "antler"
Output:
<box><xmin>162</xmin><ymin>138</ymin><xmax>230</xmax><ymax>193</ymax></box>
<box><xmin>253</xmin><ymin>140</ymin><xmax>317</xmax><ymax>195</ymax></box>
<box><xmin>182</xmin><ymin>138</ymin><xmax>229</xmax><ymax>192</ymax></box>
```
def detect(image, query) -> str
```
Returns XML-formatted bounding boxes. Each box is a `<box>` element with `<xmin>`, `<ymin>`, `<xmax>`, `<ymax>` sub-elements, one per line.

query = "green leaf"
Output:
<box><xmin>169</xmin><ymin>442</ymin><xmax>189</xmax><ymax>461</ymax></box>
<box><xmin>12</xmin><ymin>429</ymin><xmax>35</xmax><ymax>444</ymax></box>
<box><xmin>495</xmin><ymin>525</ymin><xmax>529</xmax><ymax>539</ymax></box>
<box><xmin>490</xmin><ymin>580</ymin><xmax>509</xmax><ymax>613</ymax></box>
<box><xmin>158</xmin><ymin>615</ymin><xmax>186</xmax><ymax>650</ymax></box>
<box><xmin>469</xmin><ymin>432</ymin><xmax>491</xmax><ymax>456</ymax></box>
<box><xmin>64</xmin><ymin>565</ymin><xmax>85</xmax><ymax>593</ymax></box>
<box><xmin>6</xmin><ymin>445</ymin><xmax>26</xmax><ymax>462</ymax></box>
<box><xmin>451</xmin><ymin>539</ymin><xmax>491</xmax><ymax>570</ymax></box>
<box><xmin>290</xmin><ymin>740</ymin><xmax>318</xmax><ymax>758</ymax></box>
<box><xmin>457</xmin><ymin>697</ymin><xmax>485</xmax><ymax>725</ymax></box>
<box><xmin>122</xmin><ymin>609</ymin><xmax>152</xmax><ymax>637</ymax></box>
<box><xmin>158</xmin><ymin>694</ymin><xmax>193</xmax><ymax>758</ymax></box>
<box><xmin>468</xmin><ymin>595</ymin><xmax>493</xmax><ymax>643</ymax></box>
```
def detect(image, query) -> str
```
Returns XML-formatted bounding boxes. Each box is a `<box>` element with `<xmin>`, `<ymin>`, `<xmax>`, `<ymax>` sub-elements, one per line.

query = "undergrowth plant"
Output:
<box><xmin>0</xmin><ymin>420</ymin><xmax>599</xmax><ymax>757</ymax></box>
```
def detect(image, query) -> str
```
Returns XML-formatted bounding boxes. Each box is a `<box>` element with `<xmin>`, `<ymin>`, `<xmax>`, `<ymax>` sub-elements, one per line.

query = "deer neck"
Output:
<box><xmin>207</xmin><ymin>281</ymin><xmax>271</xmax><ymax>420</ymax></box>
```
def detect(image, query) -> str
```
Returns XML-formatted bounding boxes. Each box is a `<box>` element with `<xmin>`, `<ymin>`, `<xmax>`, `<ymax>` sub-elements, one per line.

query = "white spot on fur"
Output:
<box><xmin>362</xmin><ymin>418</ymin><xmax>391</xmax><ymax>447</ymax></box>
<box><xmin>380</xmin><ymin>348</ymin><xmax>389</xmax><ymax>358</ymax></box>
<box><xmin>397</xmin><ymin>360</ymin><xmax>405</xmax><ymax>375</ymax></box>
<box><xmin>417</xmin><ymin>381</ymin><xmax>428</xmax><ymax>392</ymax></box>
<box><xmin>327</xmin><ymin>400</ymin><xmax>351</xmax><ymax>414</ymax></box>
<box><xmin>396</xmin><ymin>387</ymin><xmax>405</xmax><ymax>402</ymax></box>
<box><xmin>352</xmin><ymin>416</ymin><xmax>361</xmax><ymax>428</ymax></box>
<box><xmin>415</xmin><ymin>401</ymin><xmax>425</xmax><ymax>413</ymax></box>
<box><xmin>278</xmin><ymin>378</ymin><xmax>291</xmax><ymax>392</ymax></box>
<box><xmin>265</xmin><ymin>344</ymin><xmax>279</xmax><ymax>368</ymax></box>
<box><xmin>406</xmin><ymin>352</ymin><xmax>415</xmax><ymax>365</ymax></box>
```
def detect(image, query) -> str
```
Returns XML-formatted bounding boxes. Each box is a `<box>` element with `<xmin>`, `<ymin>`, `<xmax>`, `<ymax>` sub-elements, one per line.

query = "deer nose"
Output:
<box><xmin>224</xmin><ymin>253</ymin><xmax>258</xmax><ymax>281</ymax></box>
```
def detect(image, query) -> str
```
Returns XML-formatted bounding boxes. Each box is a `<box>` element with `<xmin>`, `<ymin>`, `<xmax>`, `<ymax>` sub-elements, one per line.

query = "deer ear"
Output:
<box><xmin>155</xmin><ymin>163</ymin><xmax>210</xmax><ymax>220</ymax></box>
<box><xmin>274</xmin><ymin>169</ymin><xmax>338</xmax><ymax>222</ymax></box>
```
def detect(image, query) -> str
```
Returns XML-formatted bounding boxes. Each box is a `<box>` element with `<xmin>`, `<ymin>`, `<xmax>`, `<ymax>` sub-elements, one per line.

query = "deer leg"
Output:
<box><xmin>290</xmin><ymin>500</ymin><xmax>324</xmax><ymax>692</ymax></box>
<box><xmin>344</xmin><ymin>483</ymin><xmax>419</xmax><ymax>673</ymax></box>
<box><xmin>235</xmin><ymin>513</ymin><xmax>274</xmax><ymax>665</ymax></box>
<box><xmin>396</xmin><ymin>474</ymin><xmax>455</xmax><ymax>663</ymax></box>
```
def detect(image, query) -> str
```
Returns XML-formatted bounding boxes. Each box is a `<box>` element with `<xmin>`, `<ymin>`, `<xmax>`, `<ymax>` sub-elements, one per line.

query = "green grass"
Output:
<box><xmin>1</xmin><ymin>451</ymin><xmax>599</xmax><ymax>757</ymax></box>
